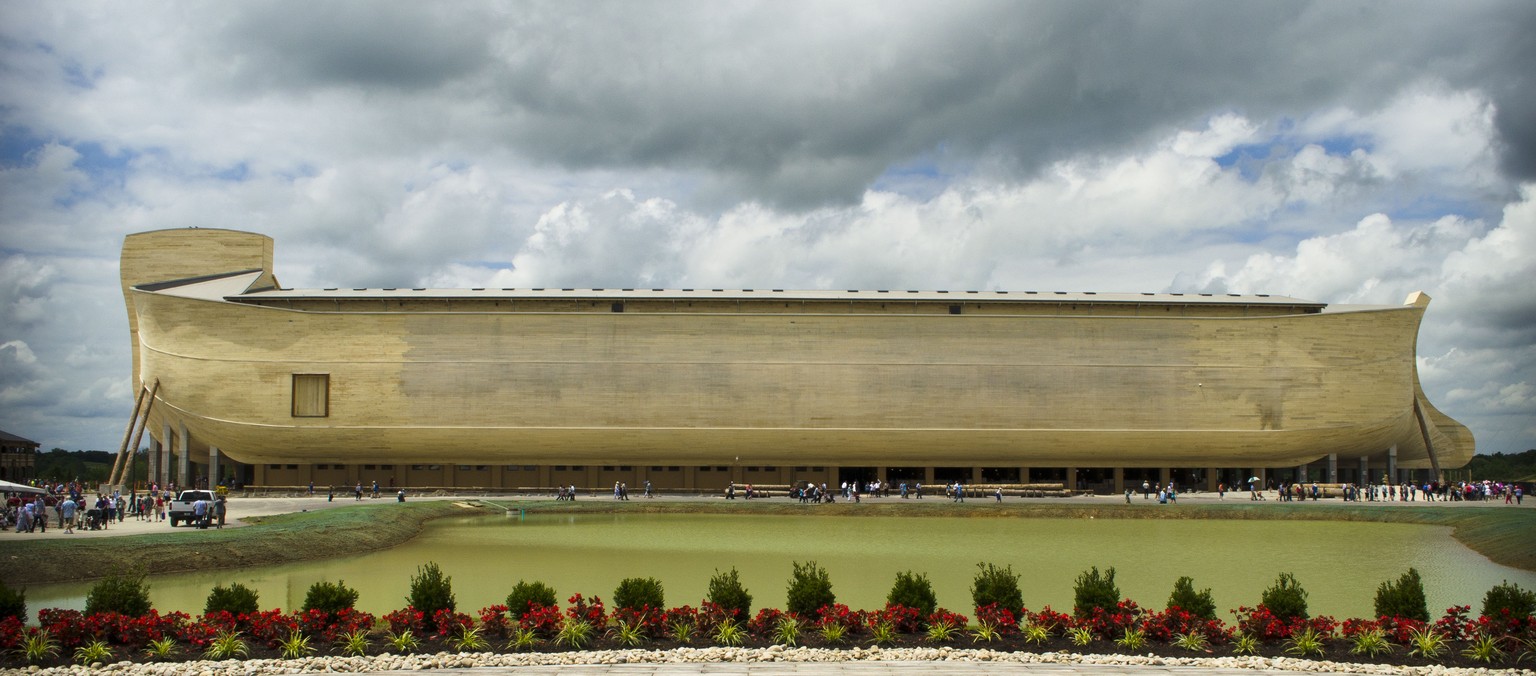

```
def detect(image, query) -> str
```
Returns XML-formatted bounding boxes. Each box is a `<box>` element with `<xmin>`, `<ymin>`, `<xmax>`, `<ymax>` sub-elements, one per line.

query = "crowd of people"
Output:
<box><xmin>1222</xmin><ymin>477</ymin><xmax>1526</xmax><ymax>504</ymax></box>
<box><xmin>3</xmin><ymin>481</ymin><xmax>232</xmax><ymax>533</ymax></box>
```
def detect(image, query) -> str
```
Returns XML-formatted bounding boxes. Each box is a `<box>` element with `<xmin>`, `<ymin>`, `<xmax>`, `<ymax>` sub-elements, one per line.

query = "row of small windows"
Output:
<box><xmin>311</xmin><ymin>464</ymin><xmax>402</xmax><ymax>470</ymax></box>
<box><xmin>275</xmin><ymin>464</ymin><xmax>825</xmax><ymax>473</ymax></box>
<box><xmin>296</xmin><ymin>464</ymin><xmax>514</xmax><ymax>471</ymax></box>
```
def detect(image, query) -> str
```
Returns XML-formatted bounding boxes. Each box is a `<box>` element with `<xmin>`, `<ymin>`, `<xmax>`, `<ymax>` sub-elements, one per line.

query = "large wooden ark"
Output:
<box><xmin>120</xmin><ymin>228</ymin><xmax>1472</xmax><ymax>491</ymax></box>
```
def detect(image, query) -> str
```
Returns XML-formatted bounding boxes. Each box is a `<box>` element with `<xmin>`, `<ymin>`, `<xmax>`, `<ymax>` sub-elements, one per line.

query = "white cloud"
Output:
<box><xmin>0</xmin><ymin>2</ymin><xmax>1533</xmax><ymax>457</ymax></box>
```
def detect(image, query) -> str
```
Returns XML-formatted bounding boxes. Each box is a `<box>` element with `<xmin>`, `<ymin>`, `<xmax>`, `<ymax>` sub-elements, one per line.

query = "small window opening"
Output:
<box><xmin>292</xmin><ymin>374</ymin><xmax>330</xmax><ymax>417</ymax></box>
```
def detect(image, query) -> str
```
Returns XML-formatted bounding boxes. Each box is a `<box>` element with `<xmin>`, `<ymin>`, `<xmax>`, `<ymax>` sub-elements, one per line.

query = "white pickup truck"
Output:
<box><xmin>167</xmin><ymin>490</ymin><xmax>216</xmax><ymax>527</ymax></box>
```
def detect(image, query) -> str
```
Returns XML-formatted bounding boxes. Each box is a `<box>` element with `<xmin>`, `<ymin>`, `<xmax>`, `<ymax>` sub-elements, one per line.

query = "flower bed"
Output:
<box><xmin>4</xmin><ymin>600</ymin><xmax>1533</xmax><ymax>670</ymax></box>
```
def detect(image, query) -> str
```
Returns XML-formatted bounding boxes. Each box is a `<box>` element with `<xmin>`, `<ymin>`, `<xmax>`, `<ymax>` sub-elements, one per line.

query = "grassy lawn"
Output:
<box><xmin>3</xmin><ymin>500</ymin><xmax>494</xmax><ymax>586</ymax></box>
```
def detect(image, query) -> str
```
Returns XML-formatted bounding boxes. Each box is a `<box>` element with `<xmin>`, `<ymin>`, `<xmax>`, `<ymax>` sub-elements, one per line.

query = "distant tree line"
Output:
<box><xmin>1458</xmin><ymin>449</ymin><xmax>1536</xmax><ymax>481</ymax></box>
<box><xmin>34</xmin><ymin>448</ymin><xmax>147</xmax><ymax>484</ymax></box>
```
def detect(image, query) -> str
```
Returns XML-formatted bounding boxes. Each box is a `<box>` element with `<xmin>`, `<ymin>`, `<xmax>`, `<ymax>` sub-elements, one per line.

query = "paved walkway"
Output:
<box><xmin>4</xmin><ymin>490</ymin><xmax>1523</xmax><ymax>542</ymax></box>
<box><xmin>376</xmin><ymin>662</ymin><xmax>1380</xmax><ymax>675</ymax></box>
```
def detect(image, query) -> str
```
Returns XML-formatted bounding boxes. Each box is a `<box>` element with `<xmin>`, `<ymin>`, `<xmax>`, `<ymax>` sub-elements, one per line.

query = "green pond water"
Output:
<box><xmin>28</xmin><ymin>513</ymin><xmax>1536</xmax><ymax>619</ymax></box>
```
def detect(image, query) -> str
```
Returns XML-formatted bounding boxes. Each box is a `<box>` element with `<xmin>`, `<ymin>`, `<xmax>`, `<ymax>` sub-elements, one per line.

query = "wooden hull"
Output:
<box><xmin>122</xmin><ymin>229</ymin><xmax>1473</xmax><ymax>472</ymax></box>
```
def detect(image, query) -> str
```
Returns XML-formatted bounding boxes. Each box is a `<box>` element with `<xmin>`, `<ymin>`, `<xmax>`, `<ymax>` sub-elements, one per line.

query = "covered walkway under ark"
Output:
<box><xmin>107</xmin><ymin>412</ymin><xmax>255</xmax><ymax>491</ymax></box>
<box><xmin>243</xmin><ymin>447</ymin><xmax>1428</xmax><ymax>494</ymax></box>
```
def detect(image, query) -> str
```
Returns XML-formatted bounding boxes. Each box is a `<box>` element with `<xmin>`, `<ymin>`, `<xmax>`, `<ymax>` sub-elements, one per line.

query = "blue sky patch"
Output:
<box><xmin>213</xmin><ymin>162</ymin><xmax>250</xmax><ymax>182</ymax></box>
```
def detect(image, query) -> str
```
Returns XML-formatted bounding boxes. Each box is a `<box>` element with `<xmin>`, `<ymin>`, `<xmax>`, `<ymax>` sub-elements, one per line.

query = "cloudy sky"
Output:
<box><xmin>2</xmin><ymin>1</ymin><xmax>1533</xmax><ymax>458</ymax></box>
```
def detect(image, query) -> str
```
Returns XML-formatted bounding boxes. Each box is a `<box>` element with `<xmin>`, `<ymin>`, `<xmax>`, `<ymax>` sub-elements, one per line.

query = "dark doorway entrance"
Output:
<box><xmin>933</xmin><ymin>467</ymin><xmax>970</xmax><ymax>484</ymax></box>
<box><xmin>980</xmin><ymin>467</ymin><xmax>1020</xmax><ymax>483</ymax></box>
<box><xmin>1028</xmin><ymin>467</ymin><xmax>1067</xmax><ymax>484</ymax></box>
<box><xmin>838</xmin><ymin>467</ymin><xmax>876</xmax><ymax>485</ymax></box>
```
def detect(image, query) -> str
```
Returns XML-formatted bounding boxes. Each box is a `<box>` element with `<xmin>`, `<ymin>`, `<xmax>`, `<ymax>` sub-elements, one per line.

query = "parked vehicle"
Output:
<box><xmin>168</xmin><ymin>489</ymin><xmax>216</xmax><ymax>527</ymax></box>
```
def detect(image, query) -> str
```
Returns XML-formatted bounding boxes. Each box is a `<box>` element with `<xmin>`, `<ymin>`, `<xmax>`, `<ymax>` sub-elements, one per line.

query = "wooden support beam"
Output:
<box><xmin>1413</xmin><ymin>398</ymin><xmax>1444</xmax><ymax>484</ymax></box>
<box><xmin>114</xmin><ymin>380</ymin><xmax>159</xmax><ymax>487</ymax></box>
<box><xmin>107</xmin><ymin>385</ymin><xmax>148</xmax><ymax>487</ymax></box>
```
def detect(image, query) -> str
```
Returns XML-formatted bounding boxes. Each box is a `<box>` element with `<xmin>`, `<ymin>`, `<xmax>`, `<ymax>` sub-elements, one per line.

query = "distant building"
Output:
<box><xmin>119</xmin><ymin>228</ymin><xmax>1473</xmax><ymax>492</ymax></box>
<box><xmin>0</xmin><ymin>429</ymin><xmax>39</xmax><ymax>482</ymax></box>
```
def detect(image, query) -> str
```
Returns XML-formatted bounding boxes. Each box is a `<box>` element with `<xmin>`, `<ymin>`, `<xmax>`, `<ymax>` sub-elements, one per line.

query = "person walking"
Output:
<box><xmin>32</xmin><ymin>497</ymin><xmax>47</xmax><ymax>533</ymax></box>
<box><xmin>214</xmin><ymin>496</ymin><xmax>227</xmax><ymax>529</ymax></box>
<box><xmin>60</xmin><ymin>496</ymin><xmax>77</xmax><ymax>534</ymax></box>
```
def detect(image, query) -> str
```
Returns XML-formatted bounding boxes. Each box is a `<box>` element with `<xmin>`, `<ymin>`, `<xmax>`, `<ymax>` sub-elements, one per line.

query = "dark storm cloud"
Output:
<box><xmin>163</xmin><ymin>1</ymin><xmax>1536</xmax><ymax>209</ymax></box>
<box><xmin>425</xmin><ymin>0</ymin><xmax>1529</xmax><ymax>209</ymax></box>
<box><xmin>1491</xmin><ymin>77</ymin><xmax>1536</xmax><ymax>180</ymax></box>
<box><xmin>219</xmin><ymin>1</ymin><xmax>496</xmax><ymax>90</ymax></box>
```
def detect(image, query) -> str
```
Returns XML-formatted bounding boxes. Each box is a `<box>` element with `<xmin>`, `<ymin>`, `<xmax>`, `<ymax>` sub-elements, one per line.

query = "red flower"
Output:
<box><xmin>477</xmin><ymin>604</ymin><xmax>511</xmax><ymax>638</ymax></box>
<box><xmin>611</xmin><ymin>606</ymin><xmax>666</xmax><ymax>637</ymax></box>
<box><xmin>519</xmin><ymin>603</ymin><xmax>563</xmax><ymax>638</ymax></box>
<box><xmin>926</xmin><ymin>608</ymin><xmax>968</xmax><ymax>631</ymax></box>
<box><xmin>698</xmin><ymin>601</ymin><xmax>738</xmax><ymax>630</ymax></box>
<box><xmin>1025</xmin><ymin>606</ymin><xmax>1074</xmax><ymax>633</ymax></box>
<box><xmin>383</xmin><ymin>607</ymin><xmax>427</xmax><ymax>635</ymax></box>
<box><xmin>815</xmin><ymin>603</ymin><xmax>865</xmax><ymax>633</ymax></box>
<box><xmin>432</xmin><ymin>608</ymin><xmax>476</xmax><ymax>638</ymax></box>
<box><xmin>663</xmin><ymin>605</ymin><xmax>700</xmax><ymax>630</ymax></box>
<box><xmin>870</xmin><ymin>604</ymin><xmax>923</xmax><ymax>634</ymax></box>
<box><xmin>565</xmin><ymin>593</ymin><xmax>608</xmax><ymax>626</ymax></box>
<box><xmin>0</xmin><ymin>616</ymin><xmax>24</xmax><ymax>650</ymax></box>
<box><xmin>37</xmin><ymin>608</ymin><xmax>90</xmax><ymax>648</ymax></box>
<box><xmin>747</xmin><ymin>607</ymin><xmax>790</xmax><ymax>636</ymax></box>
<box><xmin>243</xmin><ymin>609</ymin><xmax>299</xmax><ymax>647</ymax></box>
<box><xmin>973</xmin><ymin>603</ymin><xmax>1018</xmax><ymax>635</ymax></box>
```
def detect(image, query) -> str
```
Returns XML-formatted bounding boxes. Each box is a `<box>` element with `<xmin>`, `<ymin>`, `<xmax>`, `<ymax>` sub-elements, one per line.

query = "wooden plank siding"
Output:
<box><xmin>121</xmin><ymin>229</ymin><xmax>1473</xmax><ymax>478</ymax></box>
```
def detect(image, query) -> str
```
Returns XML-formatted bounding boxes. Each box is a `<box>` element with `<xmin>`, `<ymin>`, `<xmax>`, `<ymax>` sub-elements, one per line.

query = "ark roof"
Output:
<box><xmin>138</xmin><ymin>271</ymin><xmax>1325</xmax><ymax>307</ymax></box>
<box><xmin>240</xmin><ymin>286</ymin><xmax>1322</xmax><ymax>306</ymax></box>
